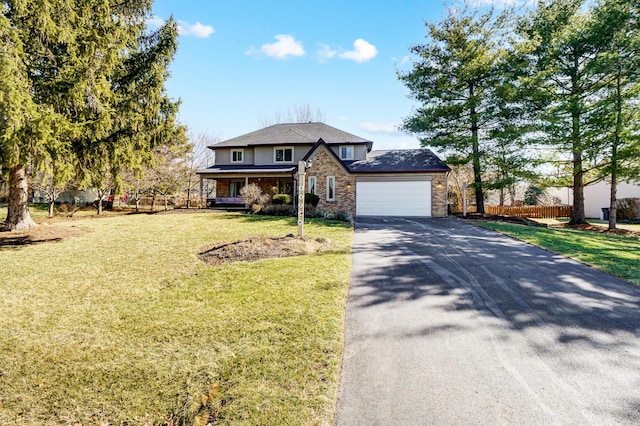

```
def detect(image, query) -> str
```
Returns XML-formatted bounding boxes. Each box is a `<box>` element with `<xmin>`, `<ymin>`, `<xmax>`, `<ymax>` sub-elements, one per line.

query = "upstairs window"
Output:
<box><xmin>231</xmin><ymin>149</ymin><xmax>244</xmax><ymax>163</ymax></box>
<box><xmin>339</xmin><ymin>145</ymin><xmax>354</xmax><ymax>160</ymax></box>
<box><xmin>274</xmin><ymin>147</ymin><xmax>294</xmax><ymax>163</ymax></box>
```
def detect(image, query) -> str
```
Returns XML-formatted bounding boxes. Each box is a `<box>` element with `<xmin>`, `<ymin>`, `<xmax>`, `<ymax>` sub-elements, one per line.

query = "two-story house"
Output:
<box><xmin>197</xmin><ymin>122</ymin><xmax>450</xmax><ymax>217</ymax></box>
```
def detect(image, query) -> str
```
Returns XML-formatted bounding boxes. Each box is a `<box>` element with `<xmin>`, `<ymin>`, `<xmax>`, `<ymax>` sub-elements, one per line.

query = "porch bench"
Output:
<box><xmin>207</xmin><ymin>197</ymin><xmax>245</xmax><ymax>208</ymax></box>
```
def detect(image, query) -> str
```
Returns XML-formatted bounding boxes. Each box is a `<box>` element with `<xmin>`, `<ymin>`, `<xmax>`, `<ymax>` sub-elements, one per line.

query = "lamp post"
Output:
<box><xmin>297</xmin><ymin>160</ymin><xmax>312</xmax><ymax>237</ymax></box>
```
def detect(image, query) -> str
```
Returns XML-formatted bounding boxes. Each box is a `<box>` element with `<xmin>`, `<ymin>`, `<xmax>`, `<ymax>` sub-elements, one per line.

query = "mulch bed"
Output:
<box><xmin>198</xmin><ymin>235</ymin><xmax>334</xmax><ymax>266</ymax></box>
<box><xmin>456</xmin><ymin>213</ymin><xmax>547</xmax><ymax>227</ymax></box>
<box><xmin>552</xmin><ymin>223</ymin><xmax>640</xmax><ymax>237</ymax></box>
<box><xmin>459</xmin><ymin>213</ymin><xmax>640</xmax><ymax>237</ymax></box>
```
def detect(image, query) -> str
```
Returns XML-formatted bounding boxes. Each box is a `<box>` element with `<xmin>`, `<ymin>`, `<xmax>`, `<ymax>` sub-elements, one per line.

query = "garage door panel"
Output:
<box><xmin>356</xmin><ymin>181</ymin><xmax>431</xmax><ymax>217</ymax></box>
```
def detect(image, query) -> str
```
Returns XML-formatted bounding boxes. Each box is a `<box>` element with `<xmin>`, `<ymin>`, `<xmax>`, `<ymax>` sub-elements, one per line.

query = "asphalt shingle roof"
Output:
<box><xmin>347</xmin><ymin>149</ymin><xmax>450</xmax><ymax>173</ymax></box>
<box><xmin>211</xmin><ymin>122</ymin><xmax>372</xmax><ymax>148</ymax></box>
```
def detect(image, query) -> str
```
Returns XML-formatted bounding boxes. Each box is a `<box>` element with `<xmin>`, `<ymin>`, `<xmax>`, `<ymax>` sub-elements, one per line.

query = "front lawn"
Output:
<box><xmin>0</xmin><ymin>210</ymin><xmax>352</xmax><ymax>425</ymax></box>
<box><xmin>477</xmin><ymin>221</ymin><xmax>640</xmax><ymax>286</ymax></box>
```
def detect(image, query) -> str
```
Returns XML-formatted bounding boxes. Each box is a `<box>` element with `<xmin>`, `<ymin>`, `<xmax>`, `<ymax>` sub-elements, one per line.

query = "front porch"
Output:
<box><xmin>201</xmin><ymin>176</ymin><xmax>295</xmax><ymax>209</ymax></box>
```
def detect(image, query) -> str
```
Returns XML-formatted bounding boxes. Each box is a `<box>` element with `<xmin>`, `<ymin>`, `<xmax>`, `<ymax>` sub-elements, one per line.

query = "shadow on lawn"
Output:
<box><xmin>220</xmin><ymin>211</ymin><xmax>353</xmax><ymax>229</ymax></box>
<box><xmin>0</xmin><ymin>224</ymin><xmax>80</xmax><ymax>248</ymax></box>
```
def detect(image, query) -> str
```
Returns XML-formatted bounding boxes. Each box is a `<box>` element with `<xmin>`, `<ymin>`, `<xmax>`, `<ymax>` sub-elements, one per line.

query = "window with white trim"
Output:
<box><xmin>339</xmin><ymin>145</ymin><xmax>354</xmax><ymax>160</ymax></box>
<box><xmin>326</xmin><ymin>176</ymin><xmax>335</xmax><ymax>201</ymax></box>
<box><xmin>230</xmin><ymin>149</ymin><xmax>244</xmax><ymax>163</ymax></box>
<box><xmin>274</xmin><ymin>146</ymin><xmax>294</xmax><ymax>163</ymax></box>
<box><xmin>308</xmin><ymin>176</ymin><xmax>316</xmax><ymax>195</ymax></box>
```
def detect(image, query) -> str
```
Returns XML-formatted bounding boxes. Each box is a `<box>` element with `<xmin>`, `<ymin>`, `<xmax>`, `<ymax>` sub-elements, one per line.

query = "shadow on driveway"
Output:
<box><xmin>336</xmin><ymin>217</ymin><xmax>640</xmax><ymax>425</ymax></box>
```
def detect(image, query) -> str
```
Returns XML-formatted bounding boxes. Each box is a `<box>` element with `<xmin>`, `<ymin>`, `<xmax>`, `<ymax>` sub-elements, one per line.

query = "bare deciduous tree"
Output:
<box><xmin>258</xmin><ymin>104</ymin><xmax>326</xmax><ymax>127</ymax></box>
<box><xmin>186</xmin><ymin>132</ymin><xmax>219</xmax><ymax>207</ymax></box>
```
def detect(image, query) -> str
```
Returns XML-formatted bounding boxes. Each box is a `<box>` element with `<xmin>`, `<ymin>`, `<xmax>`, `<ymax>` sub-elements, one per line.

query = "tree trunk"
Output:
<box><xmin>186</xmin><ymin>178</ymin><xmax>192</xmax><ymax>209</ymax></box>
<box><xmin>163</xmin><ymin>193</ymin><xmax>168</xmax><ymax>211</ymax></box>
<box><xmin>96</xmin><ymin>194</ymin><xmax>103</xmax><ymax>215</ymax></box>
<box><xmin>3</xmin><ymin>165</ymin><xmax>38</xmax><ymax>231</ymax></box>
<box><xmin>469</xmin><ymin>82</ymin><xmax>484</xmax><ymax>214</ymax></box>
<box><xmin>568</xmin><ymin>62</ymin><xmax>587</xmax><ymax>225</ymax></box>
<box><xmin>570</xmin><ymin>151</ymin><xmax>586</xmax><ymax>224</ymax></box>
<box><xmin>608</xmin><ymin>72</ymin><xmax>623</xmax><ymax>230</ymax></box>
<box><xmin>609</xmin><ymin>170</ymin><xmax>617</xmax><ymax>229</ymax></box>
<box><xmin>46</xmin><ymin>188</ymin><xmax>57</xmax><ymax>218</ymax></box>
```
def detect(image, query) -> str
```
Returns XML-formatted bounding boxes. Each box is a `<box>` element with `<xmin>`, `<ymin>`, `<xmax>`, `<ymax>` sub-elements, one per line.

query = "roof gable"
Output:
<box><xmin>211</xmin><ymin>122</ymin><xmax>372</xmax><ymax>149</ymax></box>
<box><xmin>298</xmin><ymin>138</ymin><xmax>351</xmax><ymax>174</ymax></box>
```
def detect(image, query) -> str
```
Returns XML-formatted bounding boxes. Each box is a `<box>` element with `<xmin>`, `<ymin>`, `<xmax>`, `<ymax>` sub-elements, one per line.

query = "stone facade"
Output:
<box><xmin>306</xmin><ymin>147</ymin><xmax>356</xmax><ymax>216</ymax></box>
<box><xmin>431</xmin><ymin>172</ymin><xmax>448</xmax><ymax>218</ymax></box>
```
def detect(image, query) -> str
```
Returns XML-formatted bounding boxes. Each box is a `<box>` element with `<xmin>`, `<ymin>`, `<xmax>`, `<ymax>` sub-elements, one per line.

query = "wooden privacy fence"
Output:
<box><xmin>485</xmin><ymin>205</ymin><xmax>573</xmax><ymax>218</ymax></box>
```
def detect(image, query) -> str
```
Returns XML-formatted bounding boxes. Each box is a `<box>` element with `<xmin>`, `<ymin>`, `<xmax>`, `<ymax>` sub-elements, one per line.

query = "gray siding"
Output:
<box><xmin>355</xmin><ymin>144</ymin><xmax>368</xmax><ymax>160</ymax></box>
<box><xmin>254</xmin><ymin>147</ymin><xmax>273</xmax><ymax>165</ymax></box>
<box><xmin>214</xmin><ymin>148</ymin><xmax>254</xmax><ymax>166</ymax></box>
<box><xmin>254</xmin><ymin>145</ymin><xmax>314</xmax><ymax>165</ymax></box>
<box><xmin>329</xmin><ymin>144</ymin><xmax>368</xmax><ymax>161</ymax></box>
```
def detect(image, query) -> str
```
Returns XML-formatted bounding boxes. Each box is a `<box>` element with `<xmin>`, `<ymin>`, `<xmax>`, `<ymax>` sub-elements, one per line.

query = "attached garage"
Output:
<box><xmin>356</xmin><ymin>178</ymin><xmax>432</xmax><ymax>217</ymax></box>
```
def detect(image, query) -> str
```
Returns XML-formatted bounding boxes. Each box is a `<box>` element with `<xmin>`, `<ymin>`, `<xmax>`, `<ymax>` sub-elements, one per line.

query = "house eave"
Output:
<box><xmin>348</xmin><ymin>168</ymin><xmax>450</xmax><ymax>174</ymax></box>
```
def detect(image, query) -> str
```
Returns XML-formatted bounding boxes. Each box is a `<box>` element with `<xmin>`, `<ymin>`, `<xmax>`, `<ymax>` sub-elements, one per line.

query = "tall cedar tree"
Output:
<box><xmin>0</xmin><ymin>1</ymin><xmax>181</xmax><ymax>229</ymax></box>
<box><xmin>77</xmin><ymin>18</ymin><xmax>185</xmax><ymax>215</ymax></box>
<box><xmin>399</xmin><ymin>6</ymin><xmax>511</xmax><ymax>213</ymax></box>
<box><xmin>587</xmin><ymin>0</ymin><xmax>640</xmax><ymax>228</ymax></box>
<box><xmin>519</xmin><ymin>0</ymin><xmax>625</xmax><ymax>224</ymax></box>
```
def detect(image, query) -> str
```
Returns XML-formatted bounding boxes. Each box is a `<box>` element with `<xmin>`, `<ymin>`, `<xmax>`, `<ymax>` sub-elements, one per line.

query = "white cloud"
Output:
<box><xmin>339</xmin><ymin>39</ymin><xmax>378</xmax><ymax>63</ymax></box>
<box><xmin>316</xmin><ymin>43</ymin><xmax>337</xmax><ymax>61</ymax></box>
<box><xmin>146</xmin><ymin>15</ymin><xmax>166</xmax><ymax>29</ymax></box>
<box><xmin>359</xmin><ymin>122</ymin><xmax>401</xmax><ymax>135</ymax></box>
<box><xmin>146</xmin><ymin>15</ymin><xmax>215</xmax><ymax>38</ymax></box>
<box><xmin>249</xmin><ymin>34</ymin><xmax>305</xmax><ymax>59</ymax></box>
<box><xmin>178</xmin><ymin>21</ymin><xmax>215</xmax><ymax>38</ymax></box>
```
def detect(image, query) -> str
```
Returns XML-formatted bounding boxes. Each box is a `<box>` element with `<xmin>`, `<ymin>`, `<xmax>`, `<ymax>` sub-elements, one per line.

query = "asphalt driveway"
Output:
<box><xmin>335</xmin><ymin>217</ymin><xmax>640</xmax><ymax>425</ymax></box>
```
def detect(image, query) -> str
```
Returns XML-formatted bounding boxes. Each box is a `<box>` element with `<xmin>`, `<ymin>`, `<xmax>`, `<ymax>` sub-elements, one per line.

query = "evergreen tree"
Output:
<box><xmin>76</xmin><ymin>17</ymin><xmax>185</xmax><ymax>215</ymax></box>
<box><xmin>399</xmin><ymin>5</ymin><xmax>514</xmax><ymax>213</ymax></box>
<box><xmin>587</xmin><ymin>0</ymin><xmax>640</xmax><ymax>229</ymax></box>
<box><xmin>518</xmin><ymin>0</ymin><xmax>625</xmax><ymax>224</ymax></box>
<box><xmin>1</xmin><ymin>0</ymin><xmax>181</xmax><ymax>230</ymax></box>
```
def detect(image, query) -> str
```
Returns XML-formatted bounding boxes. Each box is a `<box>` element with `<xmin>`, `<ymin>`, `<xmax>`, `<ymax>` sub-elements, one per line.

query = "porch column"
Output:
<box><xmin>297</xmin><ymin>161</ymin><xmax>307</xmax><ymax>237</ymax></box>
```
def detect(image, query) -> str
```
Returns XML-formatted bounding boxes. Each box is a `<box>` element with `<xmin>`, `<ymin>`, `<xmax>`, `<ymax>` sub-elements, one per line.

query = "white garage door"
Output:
<box><xmin>356</xmin><ymin>180</ymin><xmax>432</xmax><ymax>217</ymax></box>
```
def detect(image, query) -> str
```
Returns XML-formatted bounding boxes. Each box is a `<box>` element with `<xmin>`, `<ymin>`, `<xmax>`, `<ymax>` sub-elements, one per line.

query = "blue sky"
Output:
<box><xmin>149</xmin><ymin>0</ymin><xmax>511</xmax><ymax>150</ymax></box>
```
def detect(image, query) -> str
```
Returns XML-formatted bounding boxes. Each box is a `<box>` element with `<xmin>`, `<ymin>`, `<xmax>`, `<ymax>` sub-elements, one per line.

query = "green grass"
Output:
<box><xmin>0</xmin><ymin>210</ymin><xmax>353</xmax><ymax>425</ymax></box>
<box><xmin>477</xmin><ymin>221</ymin><xmax>640</xmax><ymax>285</ymax></box>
